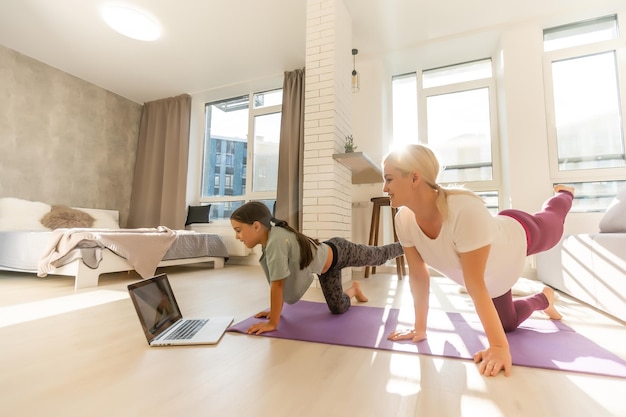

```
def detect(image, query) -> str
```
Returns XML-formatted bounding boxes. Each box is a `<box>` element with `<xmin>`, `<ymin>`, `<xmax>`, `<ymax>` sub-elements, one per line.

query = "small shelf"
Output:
<box><xmin>332</xmin><ymin>151</ymin><xmax>383</xmax><ymax>184</ymax></box>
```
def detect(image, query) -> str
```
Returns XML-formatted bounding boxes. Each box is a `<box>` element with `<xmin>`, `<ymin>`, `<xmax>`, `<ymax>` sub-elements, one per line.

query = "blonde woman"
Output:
<box><xmin>383</xmin><ymin>144</ymin><xmax>572</xmax><ymax>377</ymax></box>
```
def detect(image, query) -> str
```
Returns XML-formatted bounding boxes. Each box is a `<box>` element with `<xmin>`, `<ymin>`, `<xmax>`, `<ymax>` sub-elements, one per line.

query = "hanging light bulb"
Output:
<box><xmin>351</xmin><ymin>48</ymin><xmax>360</xmax><ymax>93</ymax></box>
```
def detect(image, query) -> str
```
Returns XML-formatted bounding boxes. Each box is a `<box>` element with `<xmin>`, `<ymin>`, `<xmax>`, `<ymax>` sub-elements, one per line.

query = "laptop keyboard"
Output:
<box><xmin>164</xmin><ymin>319</ymin><xmax>209</xmax><ymax>340</ymax></box>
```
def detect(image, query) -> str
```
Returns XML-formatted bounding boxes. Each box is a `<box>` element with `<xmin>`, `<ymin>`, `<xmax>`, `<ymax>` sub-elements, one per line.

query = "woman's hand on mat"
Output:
<box><xmin>387</xmin><ymin>328</ymin><xmax>426</xmax><ymax>343</ymax></box>
<box><xmin>473</xmin><ymin>345</ymin><xmax>512</xmax><ymax>377</ymax></box>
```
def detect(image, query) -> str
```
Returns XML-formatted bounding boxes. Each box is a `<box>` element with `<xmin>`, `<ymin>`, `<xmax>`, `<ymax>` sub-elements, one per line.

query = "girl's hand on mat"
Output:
<box><xmin>247</xmin><ymin>322</ymin><xmax>277</xmax><ymax>335</ymax></box>
<box><xmin>473</xmin><ymin>346</ymin><xmax>512</xmax><ymax>377</ymax></box>
<box><xmin>254</xmin><ymin>310</ymin><xmax>271</xmax><ymax>319</ymax></box>
<box><xmin>387</xmin><ymin>328</ymin><xmax>426</xmax><ymax>343</ymax></box>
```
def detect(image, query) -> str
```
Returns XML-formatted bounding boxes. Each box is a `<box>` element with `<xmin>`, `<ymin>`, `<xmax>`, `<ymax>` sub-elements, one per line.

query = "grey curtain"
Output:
<box><xmin>127</xmin><ymin>94</ymin><xmax>191</xmax><ymax>229</ymax></box>
<box><xmin>274</xmin><ymin>68</ymin><xmax>305</xmax><ymax>230</ymax></box>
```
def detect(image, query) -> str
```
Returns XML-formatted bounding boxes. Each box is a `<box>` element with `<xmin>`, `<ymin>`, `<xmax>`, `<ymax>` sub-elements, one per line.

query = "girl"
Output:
<box><xmin>230</xmin><ymin>201</ymin><xmax>404</xmax><ymax>335</ymax></box>
<box><xmin>383</xmin><ymin>144</ymin><xmax>572</xmax><ymax>377</ymax></box>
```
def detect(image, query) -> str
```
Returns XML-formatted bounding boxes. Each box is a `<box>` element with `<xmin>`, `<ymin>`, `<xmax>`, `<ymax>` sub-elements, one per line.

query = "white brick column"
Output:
<box><xmin>303</xmin><ymin>0</ymin><xmax>353</xmax><ymax>246</ymax></box>
<box><xmin>304</xmin><ymin>0</ymin><xmax>353</xmax><ymax>282</ymax></box>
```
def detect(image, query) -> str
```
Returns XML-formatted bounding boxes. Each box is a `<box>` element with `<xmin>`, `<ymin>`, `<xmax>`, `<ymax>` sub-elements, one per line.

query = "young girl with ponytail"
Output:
<box><xmin>230</xmin><ymin>201</ymin><xmax>404</xmax><ymax>336</ymax></box>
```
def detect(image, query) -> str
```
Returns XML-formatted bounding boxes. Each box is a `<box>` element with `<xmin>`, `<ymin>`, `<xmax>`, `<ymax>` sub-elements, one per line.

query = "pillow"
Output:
<box><xmin>77</xmin><ymin>208</ymin><xmax>120</xmax><ymax>229</ymax></box>
<box><xmin>41</xmin><ymin>205</ymin><xmax>95</xmax><ymax>229</ymax></box>
<box><xmin>599</xmin><ymin>187</ymin><xmax>626</xmax><ymax>233</ymax></box>
<box><xmin>0</xmin><ymin>197</ymin><xmax>51</xmax><ymax>231</ymax></box>
<box><xmin>185</xmin><ymin>205</ymin><xmax>211</xmax><ymax>225</ymax></box>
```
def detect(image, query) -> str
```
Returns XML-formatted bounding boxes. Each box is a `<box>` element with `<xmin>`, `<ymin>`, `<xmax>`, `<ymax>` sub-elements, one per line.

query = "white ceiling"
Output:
<box><xmin>0</xmin><ymin>0</ymin><xmax>623</xmax><ymax>104</ymax></box>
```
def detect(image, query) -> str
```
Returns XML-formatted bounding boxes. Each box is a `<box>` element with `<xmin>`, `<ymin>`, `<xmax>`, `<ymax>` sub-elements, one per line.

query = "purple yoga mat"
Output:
<box><xmin>227</xmin><ymin>300</ymin><xmax>626</xmax><ymax>378</ymax></box>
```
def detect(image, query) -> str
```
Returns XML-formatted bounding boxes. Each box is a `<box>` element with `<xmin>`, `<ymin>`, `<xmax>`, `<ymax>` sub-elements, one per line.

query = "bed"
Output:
<box><xmin>0</xmin><ymin>198</ymin><xmax>229</xmax><ymax>289</ymax></box>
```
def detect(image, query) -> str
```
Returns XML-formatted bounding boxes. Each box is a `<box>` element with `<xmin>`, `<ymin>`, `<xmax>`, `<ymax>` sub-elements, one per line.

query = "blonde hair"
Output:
<box><xmin>383</xmin><ymin>144</ymin><xmax>480</xmax><ymax>219</ymax></box>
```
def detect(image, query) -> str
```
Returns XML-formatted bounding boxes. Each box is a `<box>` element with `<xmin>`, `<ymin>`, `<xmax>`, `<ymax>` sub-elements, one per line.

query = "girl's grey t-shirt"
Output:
<box><xmin>259</xmin><ymin>226</ymin><xmax>329</xmax><ymax>304</ymax></box>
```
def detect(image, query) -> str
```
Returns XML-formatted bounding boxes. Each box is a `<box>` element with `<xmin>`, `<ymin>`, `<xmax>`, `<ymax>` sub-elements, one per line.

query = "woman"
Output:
<box><xmin>383</xmin><ymin>144</ymin><xmax>572</xmax><ymax>377</ymax></box>
<box><xmin>230</xmin><ymin>201</ymin><xmax>404</xmax><ymax>335</ymax></box>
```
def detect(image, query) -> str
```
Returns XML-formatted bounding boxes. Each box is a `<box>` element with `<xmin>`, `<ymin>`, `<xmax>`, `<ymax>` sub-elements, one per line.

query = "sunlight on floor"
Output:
<box><xmin>0</xmin><ymin>290</ymin><xmax>129</xmax><ymax>327</ymax></box>
<box><xmin>384</xmin><ymin>354</ymin><xmax>423</xmax><ymax>396</ymax></box>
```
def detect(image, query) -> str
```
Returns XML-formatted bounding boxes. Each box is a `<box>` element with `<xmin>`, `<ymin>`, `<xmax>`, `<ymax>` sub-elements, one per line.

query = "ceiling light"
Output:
<box><xmin>101</xmin><ymin>5</ymin><xmax>161</xmax><ymax>41</ymax></box>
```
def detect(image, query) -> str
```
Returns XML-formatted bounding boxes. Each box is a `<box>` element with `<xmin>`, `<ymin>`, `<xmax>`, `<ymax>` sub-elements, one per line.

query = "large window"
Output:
<box><xmin>200</xmin><ymin>89</ymin><xmax>282</xmax><ymax>220</ymax></box>
<box><xmin>543</xmin><ymin>15</ymin><xmax>626</xmax><ymax>212</ymax></box>
<box><xmin>392</xmin><ymin>58</ymin><xmax>500</xmax><ymax>209</ymax></box>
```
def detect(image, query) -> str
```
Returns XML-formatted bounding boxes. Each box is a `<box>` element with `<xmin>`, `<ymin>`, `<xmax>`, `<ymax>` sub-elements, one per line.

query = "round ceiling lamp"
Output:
<box><xmin>101</xmin><ymin>4</ymin><xmax>161</xmax><ymax>41</ymax></box>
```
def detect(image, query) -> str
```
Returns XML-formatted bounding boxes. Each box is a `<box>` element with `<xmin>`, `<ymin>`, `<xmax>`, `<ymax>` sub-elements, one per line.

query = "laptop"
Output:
<box><xmin>127</xmin><ymin>273</ymin><xmax>233</xmax><ymax>346</ymax></box>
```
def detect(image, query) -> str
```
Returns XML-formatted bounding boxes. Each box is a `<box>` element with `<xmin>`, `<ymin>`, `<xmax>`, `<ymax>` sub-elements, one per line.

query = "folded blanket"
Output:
<box><xmin>38</xmin><ymin>227</ymin><xmax>177</xmax><ymax>278</ymax></box>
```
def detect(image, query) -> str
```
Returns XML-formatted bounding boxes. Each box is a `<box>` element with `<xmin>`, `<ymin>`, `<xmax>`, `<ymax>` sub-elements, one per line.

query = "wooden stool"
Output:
<box><xmin>364</xmin><ymin>196</ymin><xmax>405</xmax><ymax>279</ymax></box>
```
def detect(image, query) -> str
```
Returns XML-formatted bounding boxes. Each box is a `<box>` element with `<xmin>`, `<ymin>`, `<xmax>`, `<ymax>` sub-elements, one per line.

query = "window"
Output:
<box><xmin>200</xmin><ymin>89</ymin><xmax>282</xmax><ymax>220</ymax></box>
<box><xmin>391</xmin><ymin>73</ymin><xmax>417</xmax><ymax>145</ymax></box>
<box><xmin>426</xmin><ymin>87</ymin><xmax>493</xmax><ymax>183</ymax></box>
<box><xmin>543</xmin><ymin>15</ymin><xmax>618</xmax><ymax>52</ymax></box>
<box><xmin>543</xmin><ymin>15</ymin><xmax>626</xmax><ymax>211</ymax></box>
<box><xmin>392</xmin><ymin>59</ymin><xmax>500</xmax><ymax>208</ymax></box>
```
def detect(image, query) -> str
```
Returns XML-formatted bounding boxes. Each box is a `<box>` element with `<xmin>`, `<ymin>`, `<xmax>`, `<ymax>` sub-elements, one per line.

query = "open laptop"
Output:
<box><xmin>127</xmin><ymin>273</ymin><xmax>233</xmax><ymax>346</ymax></box>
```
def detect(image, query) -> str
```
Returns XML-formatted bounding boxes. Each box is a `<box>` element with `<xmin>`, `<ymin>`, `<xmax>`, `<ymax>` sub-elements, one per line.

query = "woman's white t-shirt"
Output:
<box><xmin>395</xmin><ymin>193</ymin><xmax>527</xmax><ymax>298</ymax></box>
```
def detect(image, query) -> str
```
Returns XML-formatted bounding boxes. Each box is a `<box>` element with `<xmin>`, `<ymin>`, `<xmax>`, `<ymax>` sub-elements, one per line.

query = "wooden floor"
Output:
<box><xmin>1</xmin><ymin>264</ymin><xmax>625</xmax><ymax>417</ymax></box>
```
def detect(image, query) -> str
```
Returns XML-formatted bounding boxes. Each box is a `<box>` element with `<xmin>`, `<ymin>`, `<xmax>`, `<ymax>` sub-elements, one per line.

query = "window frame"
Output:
<box><xmin>417</xmin><ymin>59</ymin><xmax>502</xmax><ymax>194</ymax></box>
<box><xmin>198</xmin><ymin>88</ymin><xmax>283</xmax><ymax>218</ymax></box>
<box><xmin>542</xmin><ymin>15</ymin><xmax>626</xmax><ymax>184</ymax></box>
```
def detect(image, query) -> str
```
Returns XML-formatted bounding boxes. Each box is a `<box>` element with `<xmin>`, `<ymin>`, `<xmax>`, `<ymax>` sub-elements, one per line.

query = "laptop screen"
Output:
<box><xmin>128</xmin><ymin>274</ymin><xmax>183</xmax><ymax>342</ymax></box>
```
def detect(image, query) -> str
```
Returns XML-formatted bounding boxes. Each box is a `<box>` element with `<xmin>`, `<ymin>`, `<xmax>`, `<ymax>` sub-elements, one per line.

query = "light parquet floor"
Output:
<box><xmin>1</xmin><ymin>264</ymin><xmax>625</xmax><ymax>417</ymax></box>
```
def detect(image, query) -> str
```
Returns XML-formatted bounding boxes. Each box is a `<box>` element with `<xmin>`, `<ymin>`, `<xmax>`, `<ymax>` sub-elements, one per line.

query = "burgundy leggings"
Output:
<box><xmin>492</xmin><ymin>190</ymin><xmax>573</xmax><ymax>332</ymax></box>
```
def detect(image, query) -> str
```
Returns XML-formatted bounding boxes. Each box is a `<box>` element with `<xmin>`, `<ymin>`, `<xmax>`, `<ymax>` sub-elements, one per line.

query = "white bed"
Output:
<box><xmin>0</xmin><ymin>198</ymin><xmax>229</xmax><ymax>289</ymax></box>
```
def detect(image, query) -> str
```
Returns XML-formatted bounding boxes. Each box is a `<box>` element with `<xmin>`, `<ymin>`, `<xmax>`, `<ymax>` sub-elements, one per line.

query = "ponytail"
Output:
<box><xmin>271</xmin><ymin>217</ymin><xmax>320</xmax><ymax>269</ymax></box>
<box><xmin>231</xmin><ymin>202</ymin><xmax>320</xmax><ymax>269</ymax></box>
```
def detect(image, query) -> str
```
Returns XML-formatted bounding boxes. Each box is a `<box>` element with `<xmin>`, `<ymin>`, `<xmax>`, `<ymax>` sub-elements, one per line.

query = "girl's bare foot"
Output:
<box><xmin>542</xmin><ymin>286</ymin><xmax>563</xmax><ymax>320</ymax></box>
<box><xmin>554</xmin><ymin>184</ymin><xmax>575</xmax><ymax>196</ymax></box>
<box><xmin>347</xmin><ymin>281</ymin><xmax>368</xmax><ymax>302</ymax></box>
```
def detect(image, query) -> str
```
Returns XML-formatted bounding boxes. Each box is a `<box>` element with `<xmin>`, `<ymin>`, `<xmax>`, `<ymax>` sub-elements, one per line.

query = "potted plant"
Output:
<box><xmin>344</xmin><ymin>135</ymin><xmax>357</xmax><ymax>153</ymax></box>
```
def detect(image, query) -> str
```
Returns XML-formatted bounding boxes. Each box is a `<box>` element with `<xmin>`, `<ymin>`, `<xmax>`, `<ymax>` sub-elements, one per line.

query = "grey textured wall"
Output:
<box><xmin>0</xmin><ymin>45</ymin><xmax>142</xmax><ymax>226</ymax></box>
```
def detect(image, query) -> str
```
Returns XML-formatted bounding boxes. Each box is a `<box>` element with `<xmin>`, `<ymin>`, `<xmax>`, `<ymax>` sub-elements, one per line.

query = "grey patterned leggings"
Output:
<box><xmin>318</xmin><ymin>238</ymin><xmax>404</xmax><ymax>314</ymax></box>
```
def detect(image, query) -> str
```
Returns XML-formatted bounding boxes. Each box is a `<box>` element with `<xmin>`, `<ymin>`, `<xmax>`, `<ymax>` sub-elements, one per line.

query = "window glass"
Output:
<box><xmin>427</xmin><ymin>88</ymin><xmax>493</xmax><ymax>182</ymax></box>
<box><xmin>209</xmin><ymin>200</ymin><xmax>245</xmax><ymax>221</ymax></box>
<box><xmin>254</xmin><ymin>89</ymin><xmax>282</xmax><ymax>109</ymax></box>
<box><xmin>544</xmin><ymin>15</ymin><xmax>618</xmax><ymax>52</ymax></box>
<box><xmin>477</xmin><ymin>191</ymin><xmax>499</xmax><ymax>215</ymax></box>
<box><xmin>252</xmin><ymin>112</ymin><xmax>281</xmax><ymax>192</ymax></box>
<box><xmin>423</xmin><ymin>59</ymin><xmax>492</xmax><ymax>88</ymax></box>
<box><xmin>202</xmin><ymin>96</ymin><xmax>248</xmax><ymax>198</ymax></box>
<box><xmin>551</xmin><ymin>52</ymin><xmax>625</xmax><ymax>171</ymax></box>
<box><xmin>392</xmin><ymin>73</ymin><xmax>418</xmax><ymax>147</ymax></box>
<box><xmin>557</xmin><ymin>181</ymin><xmax>626</xmax><ymax>212</ymax></box>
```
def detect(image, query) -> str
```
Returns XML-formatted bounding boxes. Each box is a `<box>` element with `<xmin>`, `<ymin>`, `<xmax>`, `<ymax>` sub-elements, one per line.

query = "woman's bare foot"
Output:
<box><xmin>345</xmin><ymin>281</ymin><xmax>369</xmax><ymax>302</ymax></box>
<box><xmin>542</xmin><ymin>286</ymin><xmax>563</xmax><ymax>320</ymax></box>
<box><xmin>554</xmin><ymin>184</ymin><xmax>575</xmax><ymax>196</ymax></box>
